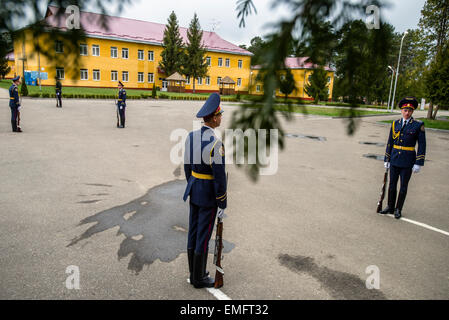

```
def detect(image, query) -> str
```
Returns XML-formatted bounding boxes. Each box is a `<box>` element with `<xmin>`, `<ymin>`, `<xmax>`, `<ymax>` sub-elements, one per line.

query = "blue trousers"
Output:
<box><xmin>118</xmin><ymin>106</ymin><xmax>125</xmax><ymax>127</ymax></box>
<box><xmin>10</xmin><ymin>106</ymin><xmax>18</xmax><ymax>131</ymax></box>
<box><xmin>389</xmin><ymin>165</ymin><xmax>413</xmax><ymax>194</ymax></box>
<box><xmin>188</xmin><ymin>203</ymin><xmax>217</xmax><ymax>254</ymax></box>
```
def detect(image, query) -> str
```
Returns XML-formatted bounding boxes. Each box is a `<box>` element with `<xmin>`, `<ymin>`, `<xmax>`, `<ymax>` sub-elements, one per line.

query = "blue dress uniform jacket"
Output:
<box><xmin>118</xmin><ymin>88</ymin><xmax>126</xmax><ymax>107</ymax></box>
<box><xmin>9</xmin><ymin>84</ymin><xmax>20</xmax><ymax>108</ymax></box>
<box><xmin>384</xmin><ymin>117</ymin><xmax>426</xmax><ymax>168</ymax></box>
<box><xmin>183</xmin><ymin>126</ymin><xmax>227</xmax><ymax>209</ymax></box>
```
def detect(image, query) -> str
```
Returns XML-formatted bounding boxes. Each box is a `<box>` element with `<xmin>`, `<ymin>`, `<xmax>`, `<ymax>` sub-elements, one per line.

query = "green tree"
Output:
<box><xmin>20</xmin><ymin>81</ymin><xmax>28</xmax><ymax>96</ymax></box>
<box><xmin>183</xmin><ymin>13</ymin><xmax>208</xmax><ymax>94</ymax></box>
<box><xmin>159</xmin><ymin>11</ymin><xmax>185</xmax><ymax>77</ymax></box>
<box><xmin>0</xmin><ymin>37</ymin><xmax>11</xmax><ymax>78</ymax></box>
<box><xmin>151</xmin><ymin>82</ymin><xmax>157</xmax><ymax>98</ymax></box>
<box><xmin>279</xmin><ymin>69</ymin><xmax>296</xmax><ymax>101</ymax></box>
<box><xmin>305</xmin><ymin>67</ymin><xmax>328</xmax><ymax>103</ymax></box>
<box><xmin>425</xmin><ymin>41</ymin><xmax>449</xmax><ymax>118</ymax></box>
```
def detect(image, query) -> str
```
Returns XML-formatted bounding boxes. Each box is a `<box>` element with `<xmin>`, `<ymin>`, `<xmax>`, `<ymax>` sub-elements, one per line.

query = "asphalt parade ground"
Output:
<box><xmin>1</xmin><ymin>94</ymin><xmax>448</xmax><ymax>300</ymax></box>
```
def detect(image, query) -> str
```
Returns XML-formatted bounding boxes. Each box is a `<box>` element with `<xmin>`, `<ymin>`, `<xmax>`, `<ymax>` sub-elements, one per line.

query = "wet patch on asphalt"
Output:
<box><xmin>278</xmin><ymin>254</ymin><xmax>387</xmax><ymax>299</ymax></box>
<box><xmin>363</xmin><ymin>154</ymin><xmax>384</xmax><ymax>161</ymax></box>
<box><xmin>359</xmin><ymin>141</ymin><xmax>385</xmax><ymax>147</ymax></box>
<box><xmin>286</xmin><ymin>133</ymin><xmax>327</xmax><ymax>142</ymax></box>
<box><xmin>84</xmin><ymin>183</ymin><xmax>113</xmax><ymax>187</ymax></box>
<box><xmin>69</xmin><ymin>179</ymin><xmax>235</xmax><ymax>274</ymax></box>
<box><xmin>78</xmin><ymin>200</ymin><xmax>102</xmax><ymax>204</ymax></box>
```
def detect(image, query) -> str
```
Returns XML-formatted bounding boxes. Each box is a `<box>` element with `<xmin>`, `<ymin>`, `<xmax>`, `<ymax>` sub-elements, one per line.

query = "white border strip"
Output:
<box><xmin>384</xmin><ymin>214</ymin><xmax>449</xmax><ymax>237</ymax></box>
<box><xmin>187</xmin><ymin>279</ymin><xmax>232</xmax><ymax>300</ymax></box>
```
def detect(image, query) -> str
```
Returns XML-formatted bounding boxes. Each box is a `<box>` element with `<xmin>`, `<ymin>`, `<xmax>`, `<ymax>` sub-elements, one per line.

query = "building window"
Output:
<box><xmin>55</xmin><ymin>40</ymin><xmax>64</xmax><ymax>53</ymax></box>
<box><xmin>80</xmin><ymin>44</ymin><xmax>88</xmax><ymax>56</ymax></box>
<box><xmin>111</xmin><ymin>47</ymin><xmax>118</xmax><ymax>58</ymax></box>
<box><xmin>92</xmin><ymin>45</ymin><xmax>100</xmax><ymax>56</ymax></box>
<box><xmin>218</xmin><ymin>58</ymin><xmax>223</xmax><ymax>67</ymax></box>
<box><xmin>93</xmin><ymin>69</ymin><xmax>100</xmax><ymax>81</ymax></box>
<box><xmin>80</xmin><ymin>69</ymin><xmax>88</xmax><ymax>80</ymax></box>
<box><xmin>56</xmin><ymin>68</ymin><xmax>65</xmax><ymax>80</ymax></box>
<box><xmin>206</xmin><ymin>57</ymin><xmax>211</xmax><ymax>66</ymax></box>
<box><xmin>137</xmin><ymin>72</ymin><xmax>143</xmax><ymax>83</ymax></box>
<box><xmin>238</xmin><ymin>60</ymin><xmax>243</xmax><ymax>69</ymax></box>
<box><xmin>256</xmin><ymin>85</ymin><xmax>261</xmax><ymax>92</ymax></box>
<box><xmin>197</xmin><ymin>77</ymin><xmax>203</xmax><ymax>85</ymax></box>
<box><xmin>122</xmin><ymin>48</ymin><xmax>129</xmax><ymax>59</ymax></box>
<box><xmin>237</xmin><ymin>78</ymin><xmax>241</xmax><ymax>87</ymax></box>
<box><xmin>205</xmin><ymin>76</ymin><xmax>210</xmax><ymax>85</ymax></box>
<box><xmin>217</xmin><ymin>77</ymin><xmax>222</xmax><ymax>85</ymax></box>
<box><xmin>225</xmin><ymin>58</ymin><xmax>230</xmax><ymax>67</ymax></box>
<box><xmin>148</xmin><ymin>51</ymin><xmax>154</xmax><ymax>61</ymax></box>
<box><xmin>327</xmin><ymin>76</ymin><xmax>331</xmax><ymax>83</ymax></box>
<box><xmin>111</xmin><ymin>70</ymin><xmax>118</xmax><ymax>81</ymax></box>
<box><xmin>148</xmin><ymin>73</ymin><xmax>154</xmax><ymax>83</ymax></box>
<box><xmin>138</xmin><ymin>50</ymin><xmax>144</xmax><ymax>60</ymax></box>
<box><xmin>186</xmin><ymin>76</ymin><xmax>190</xmax><ymax>85</ymax></box>
<box><xmin>122</xmin><ymin>71</ymin><xmax>129</xmax><ymax>82</ymax></box>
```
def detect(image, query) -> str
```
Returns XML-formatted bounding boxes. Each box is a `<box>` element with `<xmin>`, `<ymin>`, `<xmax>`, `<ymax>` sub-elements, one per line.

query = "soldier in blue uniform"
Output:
<box><xmin>9</xmin><ymin>75</ymin><xmax>22</xmax><ymax>133</ymax></box>
<box><xmin>183</xmin><ymin>93</ymin><xmax>227</xmax><ymax>288</ymax></box>
<box><xmin>116</xmin><ymin>81</ymin><xmax>127</xmax><ymax>128</ymax></box>
<box><xmin>380</xmin><ymin>97</ymin><xmax>426</xmax><ymax>219</ymax></box>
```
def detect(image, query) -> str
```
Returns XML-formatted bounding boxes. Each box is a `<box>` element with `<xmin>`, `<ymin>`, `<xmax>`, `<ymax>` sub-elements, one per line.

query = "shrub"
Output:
<box><xmin>20</xmin><ymin>82</ymin><xmax>28</xmax><ymax>96</ymax></box>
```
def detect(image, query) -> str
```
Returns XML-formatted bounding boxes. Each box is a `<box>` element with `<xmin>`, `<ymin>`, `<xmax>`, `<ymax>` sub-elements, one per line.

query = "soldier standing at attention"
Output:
<box><xmin>380</xmin><ymin>97</ymin><xmax>426</xmax><ymax>219</ymax></box>
<box><xmin>117</xmin><ymin>81</ymin><xmax>127</xmax><ymax>128</ymax></box>
<box><xmin>9</xmin><ymin>75</ymin><xmax>22</xmax><ymax>133</ymax></box>
<box><xmin>55</xmin><ymin>76</ymin><xmax>62</xmax><ymax>108</ymax></box>
<box><xmin>183</xmin><ymin>93</ymin><xmax>227</xmax><ymax>288</ymax></box>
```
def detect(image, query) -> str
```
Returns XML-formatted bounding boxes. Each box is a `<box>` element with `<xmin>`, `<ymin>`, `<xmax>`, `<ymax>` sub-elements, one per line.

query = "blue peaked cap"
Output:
<box><xmin>196</xmin><ymin>93</ymin><xmax>222</xmax><ymax>118</ymax></box>
<box><xmin>12</xmin><ymin>75</ymin><xmax>20</xmax><ymax>81</ymax></box>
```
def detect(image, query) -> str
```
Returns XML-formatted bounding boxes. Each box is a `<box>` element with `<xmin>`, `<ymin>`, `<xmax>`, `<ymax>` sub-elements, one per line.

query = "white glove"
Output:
<box><xmin>120</xmin><ymin>106</ymin><xmax>123</xmax><ymax>110</ymax></box>
<box><xmin>413</xmin><ymin>164</ymin><xmax>421</xmax><ymax>173</ymax></box>
<box><xmin>17</xmin><ymin>106</ymin><xmax>22</xmax><ymax>112</ymax></box>
<box><xmin>217</xmin><ymin>208</ymin><xmax>225</xmax><ymax>219</ymax></box>
<box><xmin>384</xmin><ymin>162</ymin><xmax>390</xmax><ymax>169</ymax></box>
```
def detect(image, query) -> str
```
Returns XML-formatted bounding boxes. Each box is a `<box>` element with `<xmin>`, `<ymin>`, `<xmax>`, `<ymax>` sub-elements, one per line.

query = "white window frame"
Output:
<box><xmin>237</xmin><ymin>78</ymin><xmax>242</xmax><ymax>87</ymax></box>
<box><xmin>80</xmin><ymin>69</ymin><xmax>88</xmax><ymax>80</ymax></box>
<box><xmin>111</xmin><ymin>70</ymin><xmax>118</xmax><ymax>81</ymax></box>
<box><xmin>138</xmin><ymin>50</ymin><xmax>144</xmax><ymax>60</ymax></box>
<box><xmin>55</xmin><ymin>40</ymin><xmax>63</xmax><ymax>53</ymax></box>
<box><xmin>93</xmin><ymin>69</ymin><xmax>100</xmax><ymax>81</ymax></box>
<box><xmin>148</xmin><ymin>50</ymin><xmax>154</xmax><ymax>61</ymax></box>
<box><xmin>238</xmin><ymin>60</ymin><xmax>243</xmax><ymax>69</ymax></box>
<box><xmin>138</xmin><ymin>72</ymin><xmax>144</xmax><ymax>83</ymax></box>
<box><xmin>122</xmin><ymin>48</ymin><xmax>129</xmax><ymax>59</ymax></box>
<box><xmin>218</xmin><ymin>58</ymin><xmax>223</xmax><ymax>67</ymax></box>
<box><xmin>122</xmin><ymin>71</ymin><xmax>129</xmax><ymax>82</ymax></box>
<box><xmin>111</xmin><ymin>47</ymin><xmax>118</xmax><ymax>58</ymax></box>
<box><xmin>80</xmin><ymin>44</ymin><xmax>88</xmax><ymax>56</ymax></box>
<box><xmin>92</xmin><ymin>45</ymin><xmax>100</xmax><ymax>57</ymax></box>
<box><xmin>217</xmin><ymin>77</ymin><xmax>222</xmax><ymax>85</ymax></box>
<box><xmin>148</xmin><ymin>73</ymin><xmax>154</xmax><ymax>83</ymax></box>
<box><xmin>225</xmin><ymin>58</ymin><xmax>230</xmax><ymax>68</ymax></box>
<box><xmin>256</xmin><ymin>85</ymin><xmax>261</xmax><ymax>92</ymax></box>
<box><xmin>186</xmin><ymin>75</ymin><xmax>190</xmax><ymax>85</ymax></box>
<box><xmin>56</xmin><ymin>67</ymin><xmax>65</xmax><ymax>80</ymax></box>
<box><xmin>206</xmin><ymin>57</ymin><xmax>211</xmax><ymax>66</ymax></box>
<box><xmin>197</xmin><ymin>77</ymin><xmax>203</xmax><ymax>85</ymax></box>
<box><xmin>205</xmin><ymin>76</ymin><xmax>210</xmax><ymax>85</ymax></box>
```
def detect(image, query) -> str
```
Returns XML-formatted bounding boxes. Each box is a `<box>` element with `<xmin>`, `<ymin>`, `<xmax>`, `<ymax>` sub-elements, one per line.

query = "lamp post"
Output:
<box><xmin>387</xmin><ymin>65</ymin><xmax>395</xmax><ymax>111</ymax></box>
<box><xmin>391</xmin><ymin>31</ymin><xmax>408</xmax><ymax>112</ymax></box>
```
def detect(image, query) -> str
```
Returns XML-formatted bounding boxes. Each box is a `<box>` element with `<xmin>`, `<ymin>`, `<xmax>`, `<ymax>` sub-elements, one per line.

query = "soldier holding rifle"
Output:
<box><xmin>183</xmin><ymin>93</ymin><xmax>227</xmax><ymax>289</ymax></box>
<box><xmin>8</xmin><ymin>75</ymin><xmax>22</xmax><ymax>132</ymax></box>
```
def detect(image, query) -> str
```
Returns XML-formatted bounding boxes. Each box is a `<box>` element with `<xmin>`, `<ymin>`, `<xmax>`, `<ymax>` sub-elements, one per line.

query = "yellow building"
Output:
<box><xmin>3</xmin><ymin>52</ymin><xmax>16</xmax><ymax>79</ymax></box>
<box><xmin>251</xmin><ymin>57</ymin><xmax>335</xmax><ymax>100</ymax></box>
<box><xmin>12</xmin><ymin>6</ymin><xmax>252</xmax><ymax>93</ymax></box>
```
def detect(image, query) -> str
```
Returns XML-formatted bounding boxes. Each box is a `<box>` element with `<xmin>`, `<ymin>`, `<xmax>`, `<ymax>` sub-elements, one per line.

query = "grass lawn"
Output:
<box><xmin>380</xmin><ymin>118</ymin><xmax>449</xmax><ymax>130</ymax></box>
<box><xmin>247</xmin><ymin>104</ymin><xmax>392</xmax><ymax>117</ymax></box>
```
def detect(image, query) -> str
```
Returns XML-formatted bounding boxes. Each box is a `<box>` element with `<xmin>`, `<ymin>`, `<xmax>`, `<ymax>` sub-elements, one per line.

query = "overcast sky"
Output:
<box><xmin>97</xmin><ymin>0</ymin><xmax>425</xmax><ymax>46</ymax></box>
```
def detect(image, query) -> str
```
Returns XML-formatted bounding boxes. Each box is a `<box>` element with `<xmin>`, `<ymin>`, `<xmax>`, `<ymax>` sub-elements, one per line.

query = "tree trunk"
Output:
<box><xmin>192</xmin><ymin>79</ymin><xmax>196</xmax><ymax>94</ymax></box>
<box><xmin>432</xmin><ymin>105</ymin><xmax>439</xmax><ymax>120</ymax></box>
<box><xmin>427</xmin><ymin>102</ymin><xmax>434</xmax><ymax>119</ymax></box>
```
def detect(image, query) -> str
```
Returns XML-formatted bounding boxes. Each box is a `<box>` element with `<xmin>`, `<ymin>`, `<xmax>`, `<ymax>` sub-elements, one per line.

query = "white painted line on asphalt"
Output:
<box><xmin>383</xmin><ymin>214</ymin><xmax>449</xmax><ymax>237</ymax></box>
<box><xmin>187</xmin><ymin>278</ymin><xmax>232</xmax><ymax>300</ymax></box>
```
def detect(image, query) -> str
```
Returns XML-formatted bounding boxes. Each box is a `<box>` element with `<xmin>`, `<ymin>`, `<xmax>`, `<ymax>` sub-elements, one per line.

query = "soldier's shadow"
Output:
<box><xmin>68</xmin><ymin>180</ymin><xmax>235</xmax><ymax>274</ymax></box>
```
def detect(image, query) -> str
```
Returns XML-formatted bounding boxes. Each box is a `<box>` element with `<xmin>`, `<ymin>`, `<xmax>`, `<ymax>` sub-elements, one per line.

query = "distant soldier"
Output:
<box><xmin>116</xmin><ymin>81</ymin><xmax>127</xmax><ymax>128</ymax></box>
<box><xmin>183</xmin><ymin>93</ymin><xmax>227</xmax><ymax>288</ymax></box>
<box><xmin>55</xmin><ymin>76</ymin><xmax>62</xmax><ymax>108</ymax></box>
<box><xmin>8</xmin><ymin>75</ymin><xmax>22</xmax><ymax>132</ymax></box>
<box><xmin>380</xmin><ymin>97</ymin><xmax>426</xmax><ymax>219</ymax></box>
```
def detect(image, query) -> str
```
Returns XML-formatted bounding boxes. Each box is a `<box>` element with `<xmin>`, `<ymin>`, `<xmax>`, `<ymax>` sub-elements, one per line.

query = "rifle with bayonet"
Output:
<box><xmin>376</xmin><ymin>168</ymin><xmax>389</xmax><ymax>213</ymax></box>
<box><xmin>213</xmin><ymin>216</ymin><xmax>224</xmax><ymax>288</ymax></box>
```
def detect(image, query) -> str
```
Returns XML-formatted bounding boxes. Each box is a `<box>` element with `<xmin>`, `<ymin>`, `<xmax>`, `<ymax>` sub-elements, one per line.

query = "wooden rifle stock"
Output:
<box><xmin>213</xmin><ymin>217</ymin><xmax>224</xmax><ymax>288</ymax></box>
<box><xmin>376</xmin><ymin>168</ymin><xmax>389</xmax><ymax>213</ymax></box>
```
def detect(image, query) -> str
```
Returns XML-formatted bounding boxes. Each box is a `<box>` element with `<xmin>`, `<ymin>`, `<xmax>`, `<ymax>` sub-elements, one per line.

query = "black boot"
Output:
<box><xmin>11</xmin><ymin>120</ymin><xmax>17</xmax><ymax>132</ymax></box>
<box><xmin>380</xmin><ymin>188</ymin><xmax>396</xmax><ymax>214</ymax></box>
<box><xmin>187</xmin><ymin>248</ymin><xmax>194</xmax><ymax>284</ymax></box>
<box><xmin>395</xmin><ymin>191</ymin><xmax>406</xmax><ymax>219</ymax></box>
<box><xmin>192</xmin><ymin>252</ymin><xmax>214</xmax><ymax>288</ymax></box>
